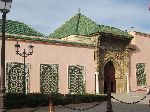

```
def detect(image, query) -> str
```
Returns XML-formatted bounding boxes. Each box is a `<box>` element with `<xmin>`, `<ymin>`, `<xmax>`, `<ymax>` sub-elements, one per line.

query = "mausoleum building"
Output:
<box><xmin>0</xmin><ymin>13</ymin><xmax>149</xmax><ymax>94</ymax></box>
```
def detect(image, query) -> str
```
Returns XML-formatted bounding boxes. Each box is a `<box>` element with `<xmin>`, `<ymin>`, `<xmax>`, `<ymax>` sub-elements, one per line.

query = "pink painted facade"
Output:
<box><xmin>1</xmin><ymin>12</ymin><xmax>149</xmax><ymax>94</ymax></box>
<box><xmin>5</xmin><ymin>39</ymin><xmax>96</xmax><ymax>94</ymax></box>
<box><xmin>129</xmin><ymin>31</ymin><xmax>150</xmax><ymax>91</ymax></box>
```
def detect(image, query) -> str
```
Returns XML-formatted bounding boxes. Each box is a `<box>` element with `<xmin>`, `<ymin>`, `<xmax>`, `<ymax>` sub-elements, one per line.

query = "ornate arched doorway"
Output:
<box><xmin>104</xmin><ymin>61</ymin><xmax>116</xmax><ymax>93</ymax></box>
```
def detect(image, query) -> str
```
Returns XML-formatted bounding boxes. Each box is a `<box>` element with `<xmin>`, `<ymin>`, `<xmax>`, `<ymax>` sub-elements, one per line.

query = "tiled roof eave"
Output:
<box><xmin>5</xmin><ymin>34</ymin><xmax>96</xmax><ymax>47</ymax></box>
<box><xmin>99</xmin><ymin>31</ymin><xmax>133</xmax><ymax>40</ymax></box>
<box><xmin>134</xmin><ymin>31</ymin><xmax>150</xmax><ymax>37</ymax></box>
<box><xmin>49</xmin><ymin>32</ymin><xmax>133</xmax><ymax>40</ymax></box>
<box><xmin>0</xmin><ymin>33</ymin><xmax>45</xmax><ymax>39</ymax></box>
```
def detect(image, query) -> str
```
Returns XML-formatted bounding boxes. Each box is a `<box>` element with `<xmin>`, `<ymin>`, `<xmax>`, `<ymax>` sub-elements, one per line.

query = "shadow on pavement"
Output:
<box><xmin>7</xmin><ymin>101</ymin><xmax>150</xmax><ymax>112</ymax></box>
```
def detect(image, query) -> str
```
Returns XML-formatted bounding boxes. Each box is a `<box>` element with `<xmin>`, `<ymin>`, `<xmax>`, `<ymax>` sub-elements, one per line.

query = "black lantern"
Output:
<box><xmin>14</xmin><ymin>42</ymin><xmax>34</xmax><ymax>56</ymax></box>
<box><xmin>0</xmin><ymin>0</ymin><xmax>12</xmax><ymax>13</ymax></box>
<box><xmin>14</xmin><ymin>42</ymin><xmax>20</xmax><ymax>55</ymax></box>
<box><xmin>28</xmin><ymin>44</ymin><xmax>34</xmax><ymax>54</ymax></box>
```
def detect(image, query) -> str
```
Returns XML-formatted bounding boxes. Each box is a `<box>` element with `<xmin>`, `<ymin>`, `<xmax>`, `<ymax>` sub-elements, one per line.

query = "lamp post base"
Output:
<box><xmin>106</xmin><ymin>103</ymin><xmax>113</xmax><ymax>112</ymax></box>
<box><xmin>0</xmin><ymin>92</ymin><xmax>6</xmax><ymax>112</ymax></box>
<box><xmin>106</xmin><ymin>108</ymin><xmax>113</xmax><ymax>112</ymax></box>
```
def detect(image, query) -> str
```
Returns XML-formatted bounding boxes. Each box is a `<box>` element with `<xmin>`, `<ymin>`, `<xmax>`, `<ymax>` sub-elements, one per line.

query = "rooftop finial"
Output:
<box><xmin>131</xmin><ymin>26</ymin><xmax>135</xmax><ymax>31</ymax></box>
<box><xmin>78</xmin><ymin>8</ymin><xmax>81</xmax><ymax>13</ymax></box>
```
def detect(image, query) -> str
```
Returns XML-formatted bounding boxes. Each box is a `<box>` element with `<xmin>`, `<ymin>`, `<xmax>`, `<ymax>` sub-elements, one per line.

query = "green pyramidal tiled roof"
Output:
<box><xmin>0</xmin><ymin>19</ymin><xmax>44</xmax><ymax>37</ymax></box>
<box><xmin>48</xmin><ymin>13</ymin><xmax>132</xmax><ymax>39</ymax></box>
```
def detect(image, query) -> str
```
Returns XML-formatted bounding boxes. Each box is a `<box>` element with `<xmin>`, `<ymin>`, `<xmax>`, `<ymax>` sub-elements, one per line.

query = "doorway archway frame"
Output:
<box><xmin>98</xmin><ymin>49</ymin><xmax>129</xmax><ymax>93</ymax></box>
<box><xmin>104</xmin><ymin>60</ymin><xmax>116</xmax><ymax>93</ymax></box>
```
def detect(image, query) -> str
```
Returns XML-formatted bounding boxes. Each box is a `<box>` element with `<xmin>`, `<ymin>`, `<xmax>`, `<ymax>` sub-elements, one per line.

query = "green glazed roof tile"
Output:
<box><xmin>48</xmin><ymin>13</ymin><xmax>132</xmax><ymax>39</ymax></box>
<box><xmin>77</xmin><ymin>13</ymin><xmax>99</xmax><ymax>35</ymax></box>
<box><xmin>49</xmin><ymin>13</ymin><xmax>99</xmax><ymax>38</ymax></box>
<box><xmin>0</xmin><ymin>19</ymin><xmax>44</xmax><ymax>37</ymax></box>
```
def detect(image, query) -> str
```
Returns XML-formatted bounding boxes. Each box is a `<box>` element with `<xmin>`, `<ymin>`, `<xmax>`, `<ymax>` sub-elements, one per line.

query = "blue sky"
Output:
<box><xmin>5</xmin><ymin>0</ymin><xmax>150</xmax><ymax>35</ymax></box>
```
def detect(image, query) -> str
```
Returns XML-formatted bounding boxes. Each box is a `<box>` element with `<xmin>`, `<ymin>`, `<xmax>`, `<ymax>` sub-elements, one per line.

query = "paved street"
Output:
<box><xmin>8</xmin><ymin>91</ymin><xmax>150</xmax><ymax>112</ymax></box>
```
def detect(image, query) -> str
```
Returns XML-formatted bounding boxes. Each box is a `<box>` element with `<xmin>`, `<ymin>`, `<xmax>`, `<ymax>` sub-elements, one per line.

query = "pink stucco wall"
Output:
<box><xmin>129</xmin><ymin>31</ymin><xmax>150</xmax><ymax>91</ymax></box>
<box><xmin>5</xmin><ymin>39</ymin><xmax>96</xmax><ymax>94</ymax></box>
<box><xmin>3</xmin><ymin>31</ymin><xmax>149</xmax><ymax>93</ymax></box>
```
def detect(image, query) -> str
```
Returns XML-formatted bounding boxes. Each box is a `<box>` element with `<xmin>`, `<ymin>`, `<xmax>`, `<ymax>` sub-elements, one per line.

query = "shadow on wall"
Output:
<box><xmin>129</xmin><ymin>44</ymin><xmax>140</xmax><ymax>53</ymax></box>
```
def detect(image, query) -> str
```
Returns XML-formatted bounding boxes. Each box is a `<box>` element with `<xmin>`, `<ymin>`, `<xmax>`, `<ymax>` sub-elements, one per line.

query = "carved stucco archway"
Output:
<box><xmin>94</xmin><ymin>35</ymin><xmax>131</xmax><ymax>93</ymax></box>
<box><xmin>97</xmin><ymin>49</ymin><xmax>129</xmax><ymax>93</ymax></box>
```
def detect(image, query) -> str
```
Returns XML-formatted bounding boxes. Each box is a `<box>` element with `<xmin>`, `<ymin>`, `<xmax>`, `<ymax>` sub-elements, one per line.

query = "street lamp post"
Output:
<box><xmin>0</xmin><ymin>0</ymin><xmax>13</xmax><ymax>111</ymax></box>
<box><xmin>15</xmin><ymin>42</ymin><xmax>34</xmax><ymax>94</ymax></box>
